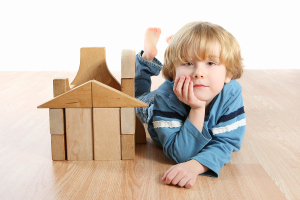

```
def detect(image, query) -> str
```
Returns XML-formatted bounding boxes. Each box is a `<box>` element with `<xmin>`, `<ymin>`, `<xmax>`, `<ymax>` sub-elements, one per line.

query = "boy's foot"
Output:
<box><xmin>166</xmin><ymin>35</ymin><xmax>173</xmax><ymax>43</ymax></box>
<box><xmin>142</xmin><ymin>27</ymin><xmax>161</xmax><ymax>61</ymax></box>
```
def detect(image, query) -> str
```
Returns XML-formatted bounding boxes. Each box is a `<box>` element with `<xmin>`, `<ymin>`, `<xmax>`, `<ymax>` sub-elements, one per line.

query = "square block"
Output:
<box><xmin>121</xmin><ymin>78</ymin><xmax>134</xmax><ymax>97</ymax></box>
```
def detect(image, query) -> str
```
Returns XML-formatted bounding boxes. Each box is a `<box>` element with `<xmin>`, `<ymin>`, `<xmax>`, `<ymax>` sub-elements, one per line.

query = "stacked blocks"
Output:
<box><xmin>38</xmin><ymin>48</ymin><xmax>147</xmax><ymax>161</ymax></box>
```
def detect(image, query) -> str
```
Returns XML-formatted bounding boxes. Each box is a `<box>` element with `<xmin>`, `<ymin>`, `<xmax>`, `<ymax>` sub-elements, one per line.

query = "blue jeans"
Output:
<box><xmin>135</xmin><ymin>51</ymin><xmax>163</xmax><ymax>123</ymax></box>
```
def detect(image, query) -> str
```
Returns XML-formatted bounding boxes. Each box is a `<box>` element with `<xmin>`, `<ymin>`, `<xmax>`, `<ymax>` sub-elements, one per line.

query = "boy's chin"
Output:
<box><xmin>195</xmin><ymin>96</ymin><xmax>207</xmax><ymax>102</ymax></box>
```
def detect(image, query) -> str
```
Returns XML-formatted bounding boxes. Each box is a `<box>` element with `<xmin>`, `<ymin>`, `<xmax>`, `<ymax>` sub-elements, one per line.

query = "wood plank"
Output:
<box><xmin>121</xmin><ymin>49</ymin><xmax>136</xmax><ymax>78</ymax></box>
<box><xmin>121</xmin><ymin>134</ymin><xmax>135</xmax><ymax>160</ymax></box>
<box><xmin>93</xmin><ymin>108</ymin><xmax>121</xmax><ymax>160</ymax></box>
<box><xmin>49</xmin><ymin>108</ymin><xmax>64</xmax><ymax>135</ymax></box>
<box><xmin>121</xmin><ymin>108</ymin><xmax>135</xmax><ymax>135</ymax></box>
<box><xmin>38</xmin><ymin>81</ymin><xmax>92</xmax><ymax>108</ymax></box>
<box><xmin>92</xmin><ymin>80</ymin><xmax>147</xmax><ymax>108</ymax></box>
<box><xmin>51</xmin><ymin>134</ymin><xmax>66</xmax><ymax>160</ymax></box>
<box><xmin>70</xmin><ymin>47</ymin><xmax>121</xmax><ymax>91</ymax></box>
<box><xmin>121</xmin><ymin>78</ymin><xmax>135</xmax><ymax>97</ymax></box>
<box><xmin>65</xmin><ymin>108</ymin><xmax>93</xmax><ymax>160</ymax></box>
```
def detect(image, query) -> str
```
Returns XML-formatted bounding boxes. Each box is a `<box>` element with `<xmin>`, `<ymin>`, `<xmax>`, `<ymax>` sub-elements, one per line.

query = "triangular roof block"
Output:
<box><xmin>38</xmin><ymin>81</ymin><xmax>92</xmax><ymax>108</ymax></box>
<box><xmin>92</xmin><ymin>80</ymin><xmax>147</xmax><ymax>108</ymax></box>
<box><xmin>37</xmin><ymin>80</ymin><xmax>147</xmax><ymax>108</ymax></box>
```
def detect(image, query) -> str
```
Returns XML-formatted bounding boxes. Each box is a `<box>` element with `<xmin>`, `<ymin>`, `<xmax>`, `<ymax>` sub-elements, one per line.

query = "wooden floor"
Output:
<box><xmin>0</xmin><ymin>70</ymin><xmax>299</xmax><ymax>200</ymax></box>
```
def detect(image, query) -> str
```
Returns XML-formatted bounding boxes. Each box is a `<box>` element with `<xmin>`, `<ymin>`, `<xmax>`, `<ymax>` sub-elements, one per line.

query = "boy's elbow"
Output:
<box><xmin>164</xmin><ymin>146</ymin><xmax>191</xmax><ymax>163</ymax></box>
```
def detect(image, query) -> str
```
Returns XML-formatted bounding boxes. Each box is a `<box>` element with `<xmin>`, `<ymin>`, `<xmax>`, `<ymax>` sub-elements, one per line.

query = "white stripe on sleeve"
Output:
<box><xmin>153</xmin><ymin>121</ymin><xmax>183</xmax><ymax>128</ymax></box>
<box><xmin>212</xmin><ymin>119</ymin><xmax>246</xmax><ymax>135</ymax></box>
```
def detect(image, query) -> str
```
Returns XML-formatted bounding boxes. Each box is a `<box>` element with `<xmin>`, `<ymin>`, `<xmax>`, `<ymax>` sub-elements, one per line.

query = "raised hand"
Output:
<box><xmin>173</xmin><ymin>76</ymin><xmax>206</xmax><ymax>109</ymax></box>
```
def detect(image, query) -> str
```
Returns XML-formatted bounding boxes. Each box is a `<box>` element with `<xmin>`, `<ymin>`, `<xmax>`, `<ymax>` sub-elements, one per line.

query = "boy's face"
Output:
<box><xmin>174</xmin><ymin>46</ymin><xmax>231</xmax><ymax>106</ymax></box>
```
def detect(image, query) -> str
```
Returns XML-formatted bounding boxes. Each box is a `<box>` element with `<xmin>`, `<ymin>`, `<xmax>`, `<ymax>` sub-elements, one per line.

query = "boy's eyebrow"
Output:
<box><xmin>208</xmin><ymin>54</ymin><xmax>219</xmax><ymax>58</ymax></box>
<box><xmin>207</xmin><ymin>55</ymin><xmax>220</xmax><ymax>61</ymax></box>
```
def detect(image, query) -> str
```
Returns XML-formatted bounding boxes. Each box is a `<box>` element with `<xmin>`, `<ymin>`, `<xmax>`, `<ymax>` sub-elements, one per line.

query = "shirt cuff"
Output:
<box><xmin>184</xmin><ymin>117</ymin><xmax>212</xmax><ymax>146</ymax></box>
<box><xmin>190</xmin><ymin>157</ymin><xmax>219</xmax><ymax>178</ymax></box>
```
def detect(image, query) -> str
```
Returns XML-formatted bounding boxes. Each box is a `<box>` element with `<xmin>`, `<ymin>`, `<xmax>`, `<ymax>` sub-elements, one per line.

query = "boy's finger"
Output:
<box><xmin>188</xmin><ymin>80</ymin><xmax>194</xmax><ymax>100</ymax></box>
<box><xmin>185</xmin><ymin>178</ymin><xmax>196</xmax><ymax>189</ymax></box>
<box><xmin>171</xmin><ymin>171</ymin><xmax>185</xmax><ymax>186</ymax></box>
<box><xmin>183</xmin><ymin>77</ymin><xmax>190</xmax><ymax>100</ymax></box>
<box><xmin>175</xmin><ymin>76</ymin><xmax>185</xmax><ymax>96</ymax></box>
<box><xmin>178</xmin><ymin>176</ymin><xmax>190</xmax><ymax>188</ymax></box>
<box><xmin>173</xmin><ymin>77</ymin><xmax>179</xmax><ymax>93</ymax></box>
<box><xmin>164</xmin><ymin>168</ymin><xmax>179</xmax><ymax>185</ymax></box>
<box><xmin>162</xmin><ymin>165</ymin><xmax>175</xmax><ymax>181</ymax></box>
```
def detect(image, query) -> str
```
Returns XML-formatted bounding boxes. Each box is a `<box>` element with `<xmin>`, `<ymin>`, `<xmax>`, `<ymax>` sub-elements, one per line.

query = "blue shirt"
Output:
<box><xmin>147</xmin><ymin>79</ymin><xmax>246</xmax><ymax>177</ymax></box>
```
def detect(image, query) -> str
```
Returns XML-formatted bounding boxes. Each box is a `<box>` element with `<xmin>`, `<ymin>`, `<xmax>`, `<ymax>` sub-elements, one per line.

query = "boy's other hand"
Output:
<box><xmin>173</xmin><ymin>76</ymin><xmax>206</xmax><ymax>109</ymax></box>
<box><xmin>161</xmin><ymin>160</ymin><xmax>207</xmax><ymax>189</ymax></box>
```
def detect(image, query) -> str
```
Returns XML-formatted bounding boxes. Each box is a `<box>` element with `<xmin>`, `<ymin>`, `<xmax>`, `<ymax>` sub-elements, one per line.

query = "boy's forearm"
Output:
<box><xmin>188</xmin><ymin>107</ymin><xmax>205</xmax><ymax>132</ymax></box>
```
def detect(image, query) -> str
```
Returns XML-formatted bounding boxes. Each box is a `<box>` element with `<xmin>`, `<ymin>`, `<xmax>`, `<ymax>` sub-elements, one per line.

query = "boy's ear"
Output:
<box><xmin>225</xmin><ymin>74</ymin><xmax>232</xmax><ymax>83</ymax></box>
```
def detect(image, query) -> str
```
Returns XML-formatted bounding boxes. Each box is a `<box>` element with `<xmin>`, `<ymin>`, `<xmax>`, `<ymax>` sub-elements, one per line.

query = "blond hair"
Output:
<box><xmin>162</xmin><ymin>21</ymin><xmax>244</xmax><ymax>81</ymax></box>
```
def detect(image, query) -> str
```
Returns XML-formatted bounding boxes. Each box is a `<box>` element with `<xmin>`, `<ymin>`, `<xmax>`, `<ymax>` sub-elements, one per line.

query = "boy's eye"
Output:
<box><xmin>184</xmin><ymin>62</ymin><xmax>193</xmax><ymax>66</ymax></box>
<box><xmin>207</xmin><ymin>61</ymin><xmax>216</xmax><ymax>66</ymax></box>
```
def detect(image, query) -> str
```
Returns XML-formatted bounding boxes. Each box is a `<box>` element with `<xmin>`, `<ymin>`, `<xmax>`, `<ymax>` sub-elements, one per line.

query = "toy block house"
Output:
<box><xmin>38</xmin><ymin>48</ymin><xmax>147</xmax><ymax>161</ymax></box>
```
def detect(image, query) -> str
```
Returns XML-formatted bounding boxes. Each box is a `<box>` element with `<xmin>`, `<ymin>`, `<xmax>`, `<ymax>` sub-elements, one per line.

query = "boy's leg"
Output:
<box><xmin>135</xmin><ymin>28</ymin><xmax>163</xmax><ymax>123</ymax></box>
<box><xmin>135</xmin><ymin>28</ymin><xmax>162</xmax><ymax>98</ymax></box>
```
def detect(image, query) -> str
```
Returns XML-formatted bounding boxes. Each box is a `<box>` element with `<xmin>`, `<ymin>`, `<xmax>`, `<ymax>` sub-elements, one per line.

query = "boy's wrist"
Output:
<box><xmin>190</xmin><ymin>106</ymin><xmax>205</xmax><ymax>112</ymax></box>
<box><xmin>189</xmin><ymin>159</ymin><xmax>209</xmax><ymax>174</ymax></box>
<box><xmin>188</xmin><ymin>107</ymin><xmax>205</xmax><ymax>132</ymax></box>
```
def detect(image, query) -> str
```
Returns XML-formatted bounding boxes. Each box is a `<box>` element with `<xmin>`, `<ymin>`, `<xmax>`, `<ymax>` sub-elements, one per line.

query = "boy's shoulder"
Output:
<box><xmin>214</xmin><ymin>80</ymin><xmax>244</xmax><ymax>114</ymax></box>
<box><xmin>222</xmin><ymin>80</ymin><xmax>242</xmax><ymax>95</ymax></box>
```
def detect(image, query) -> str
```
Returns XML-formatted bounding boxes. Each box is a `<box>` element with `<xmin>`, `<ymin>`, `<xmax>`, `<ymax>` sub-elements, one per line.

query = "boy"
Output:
<box><xmin>135</xmin><ymin>21</ymin><xmax>246</xmax><ymax>188</ymax></box>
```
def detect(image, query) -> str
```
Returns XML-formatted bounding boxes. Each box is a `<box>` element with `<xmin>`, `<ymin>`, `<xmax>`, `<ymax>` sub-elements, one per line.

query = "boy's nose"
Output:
<box><xmin>193</xmin><ymin>67</ymin><xmax>204</xmax><ymax>79</ymax></box>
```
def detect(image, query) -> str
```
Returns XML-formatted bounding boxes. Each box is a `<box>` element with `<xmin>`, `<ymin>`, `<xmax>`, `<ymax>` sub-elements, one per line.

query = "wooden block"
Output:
<box><xmin>92</xmin><ymin>80</ymin><xmax>147</xmax><ymax>108</ymax></box>
<box><xmin>65</xmin><ymin>108</ymin><xmax>93</xmax><ymax>160</ymax></box>
<box><xmin>121</xmin><ymin>78</ymin><xmax>135</xmax><ymax>97</ymax></box>
<box><xmin>49</xmin><ymin>108</ymin><xmax>65</xmax><ymax>135</ymax></box>
<box><xmin>51</xmin><ymin>134</ymin><xmax>66</xmax><ymax>160</ymax></box>
<box><xmin>51</xmin><ymin>79</ymin><xmax>68</xmax><ymax>159</ymax></box>
<box><xmin>53</xmin><ymin>78</ymin><xmax>70</xmax><ymax>97</ymax></box>
<box><xmin>70</xmin><ymin>47</ymin><xmax>121</xmax><ymax>91</ymax></box>
<box><xmin>135</xmin><ymin>115</ymin><xmax>146</xmax><ymax>144</ymax></box>
<box><xmin>93</xmin><ymin>108</ymin><xmax>121</xmax><ymax>160</ymax></box>
<box><xmin>121</xmin><ymin>108</ymin><xmax>135</xmax><ymax>135</ymax></box>
<box><xmin>121</xmin><ymin>134</ymin><xmax>135</xmax><ymax>160</ymax></box>
<box><xmin>38</xmin><ymin>81</ymin><xmax>92</xmax><ymax>108</ymax></box>
<box><xmin>121</xmin><ymin>49</ymin><xmax>136</xmax><ymax>78</ymax></box>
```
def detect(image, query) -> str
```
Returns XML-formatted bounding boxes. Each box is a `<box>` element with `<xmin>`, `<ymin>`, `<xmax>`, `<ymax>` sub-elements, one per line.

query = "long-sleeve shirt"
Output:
<box><xmin>147</xmin><ymin>79</ymin><xmax>246</xmax><ymax>177</ymax></box>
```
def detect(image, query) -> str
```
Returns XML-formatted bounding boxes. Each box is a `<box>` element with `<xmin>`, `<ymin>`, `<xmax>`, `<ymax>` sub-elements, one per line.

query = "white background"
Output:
<box><xmin>0</xmin><ymin>0</ymin><xmax>299</xmax><ymax>71</ymax></box>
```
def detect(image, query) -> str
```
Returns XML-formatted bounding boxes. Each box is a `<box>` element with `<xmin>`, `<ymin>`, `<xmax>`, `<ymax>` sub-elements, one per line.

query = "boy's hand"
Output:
<box><xmin>173</xmin><ymin>76</ymin><xmax>206</xmax><ymax>109</ymax></box>
<box><xmin>161</xmin><ymin>160</ymin><xmax>207</xmax><ymax>189</ymax></box>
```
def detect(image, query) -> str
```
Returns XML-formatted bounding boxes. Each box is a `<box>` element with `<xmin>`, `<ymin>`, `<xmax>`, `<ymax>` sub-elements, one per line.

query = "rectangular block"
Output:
<box><xmin>121</xmin><ymin>134</ymin><xmax>135</xmax><ymax>160</ymax></box>
<box><xmin>121</xmin><ymin>49</ymin><xmax>136</xmax><ymax>78</ymax></box>
<box><xmin>135</xmin><ymin>115</ymin><xmax>146</xmax><ymax>144</ymax></box>
<box><xmin>93</xmin><ymin>108</ymin><xmax>121</xmax><ymax>160</ymax></box>
<box><xmin>65</xmin><ymin>108</ymin><xmax>93</xmax><ymax>160</ymax></box>
<box><xmin>121</xmin><ymin>78</ymin><xmax>135</xmax><ymax>97</ymax></box>
<box><xmin>49</xmin><ymin>108</ymin><xmax>65</xmax><ymax>135</ymax></box>
<box><xmin>51</xmin><ymin>134</ymin><xmax>66</xmax><ymax>160</ymax></box>
<box><xmin>121</xmin><ymin>107</ymin><xmax>135</xmax><ymax>135</ymax></box>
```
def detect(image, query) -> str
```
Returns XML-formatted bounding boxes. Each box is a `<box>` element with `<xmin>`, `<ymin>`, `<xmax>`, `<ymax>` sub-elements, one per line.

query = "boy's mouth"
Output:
<box><xmin>193</xmin><ymin>84</ymin><xmax>207</xmax><ymax>88</ymax></box>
